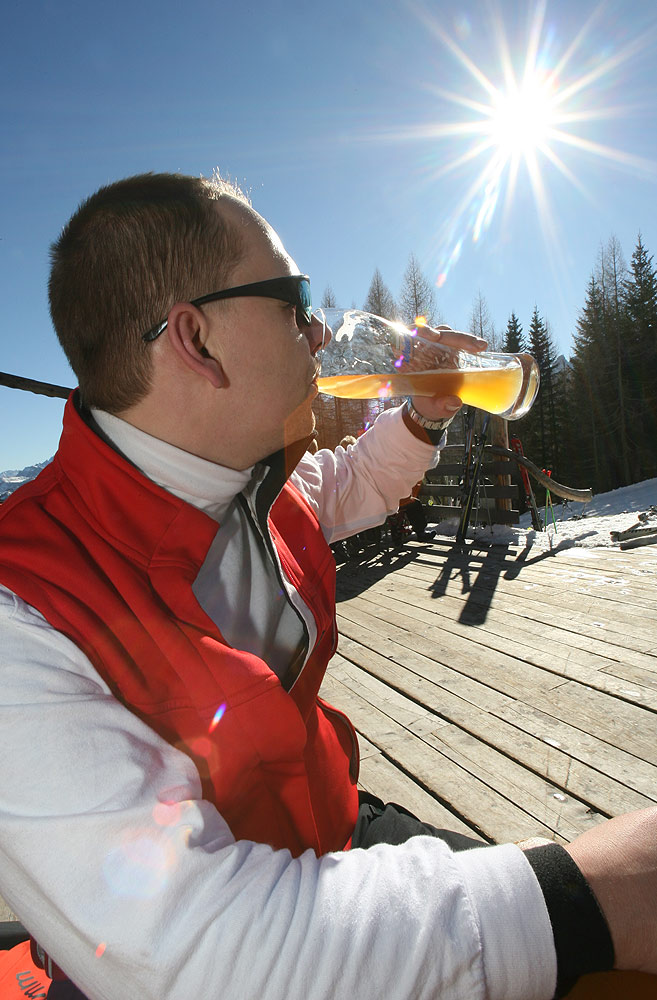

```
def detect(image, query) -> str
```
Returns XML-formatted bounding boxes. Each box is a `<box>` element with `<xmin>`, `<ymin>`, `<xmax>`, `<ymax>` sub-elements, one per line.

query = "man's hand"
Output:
<box><xmin>565</xmin><ymin>807</ymin><xmax>657</xmax><ymax>974</ymax></box>
<box><xmin>411</xmin><ymin>324</ymin><xmax>488</xmax><ymax>421</ymax></box>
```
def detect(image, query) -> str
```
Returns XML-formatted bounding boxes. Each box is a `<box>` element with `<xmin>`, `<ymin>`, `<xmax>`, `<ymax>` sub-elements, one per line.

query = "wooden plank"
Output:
<box><xmin>356</xmin><ymin>735</ymin><xmax>485</xmax><ymax>839</ymax></box>
<box><xmin>335</xmin><ymin>601</ymin><xmax>657</xmax><ymax>766</ymax></box>
<box><xmin>421</xmin><ymin>483</ymin><xmax>518</xmax><ymax>499</ymax></box>
<box><xmin>453</xmin><ymin>541</ymin><xmax>657</xmax><ymax>594</ymax></box>
<box><xmin>338</xmin><ymin>584</ymin><xmax>657</xmax><ymax>718</ymax></box>
<box><xmin>401</xmin><ymin>551</ymin><xmax>657</xmax><ymax>648</ymax></box>
<box><xmin>334</xmin><ymin>624</ymin><xmax>657</xmax><ymax>807</ymax></box>
<box><xmin>398</xmin><ymin>554</ymin><xmax>657</xmax><ymax>651</ymax></box>
<box><xmin>421</xmin><ymin>506</ymin><xmax>523</xmax><ymax>525</ymax></box>
<box><xmin>335</xmin><ymin>551</ymin><xmax>657</xmax><ymax>656</ymax></box>
<box><xmin>397</xmin><ymin>545</ymin><xmax>657</xmax><ymax>619</ymax></box>
<box><xmin>332</xmin><ymin>643</ymin><xmax>655</xmax><ymax>818</ymax></box>
<box><xmin>427</xmin><ymin>461</ymin><xmax>519</xmax><ymax>477</ymax></box>
<box><xmin>415</xmin><ymin>532</ymin><xmax>657</xmax><ymax>577</ymax></box>
<box><xmin>421</xmin><ymin>505</ymin><xmax>461</xmax><ymax>520</ymax></box>
<box><xmin>405</xmin><ymin>559</ymin><xmax>657</xmax><ymax>618</ymax></box>
<box><xmin>368</xmin><ymin>569</ymin><xmax>657</xmax><ymax>680</ymax></box>
<box><xmin>469</xmin><ymin>508</ymin><xmax>520</xmax><ymax>525</ymax></box>
<box><xmin>321</xmin><ymin>670</ymin><xmax>559</xmax><ymax>844</ymax></box>
<box><xmin>332</xmin><ymin>661</ymin><xmax>605</xmax><ymax>843</ymax></box>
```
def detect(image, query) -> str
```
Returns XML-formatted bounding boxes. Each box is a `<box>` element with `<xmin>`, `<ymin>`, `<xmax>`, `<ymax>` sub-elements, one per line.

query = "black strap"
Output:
<box><xmin>523</xmin><ymin>843</ymin><xmax>615</xmax><ymax>998</ymax></box>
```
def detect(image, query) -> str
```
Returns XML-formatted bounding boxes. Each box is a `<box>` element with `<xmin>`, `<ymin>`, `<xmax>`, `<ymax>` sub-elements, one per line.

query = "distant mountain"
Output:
<box><xmin>0</xmin><ymin>459</ymin><xmax>52</xmax><ymax>501</ymax></box>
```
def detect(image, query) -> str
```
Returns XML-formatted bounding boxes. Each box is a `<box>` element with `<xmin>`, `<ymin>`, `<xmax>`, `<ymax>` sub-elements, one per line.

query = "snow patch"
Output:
<box><xmin>428</xmin><ymin>478</ymin><xmax>657</xmax><ymax>551</ymax></box>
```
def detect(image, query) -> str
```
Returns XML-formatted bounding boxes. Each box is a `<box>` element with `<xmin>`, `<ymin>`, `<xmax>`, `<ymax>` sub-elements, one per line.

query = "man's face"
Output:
<box><xmin>206</xmin><ymin>199</ymin><xmax>327</xmax><ymax>463</ymax></box>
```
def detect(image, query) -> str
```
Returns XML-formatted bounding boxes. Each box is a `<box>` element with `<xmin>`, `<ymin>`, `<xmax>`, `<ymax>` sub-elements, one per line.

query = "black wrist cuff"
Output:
<box><xmin>524</xmin><ymin>843</ymin><xmax>615</xmax><ymax>998</ymax></box>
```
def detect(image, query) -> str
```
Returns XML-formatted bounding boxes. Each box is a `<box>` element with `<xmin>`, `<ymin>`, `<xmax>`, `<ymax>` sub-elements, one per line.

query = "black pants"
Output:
<box><xmin>352</xmin><ymin>791</ymin><xmax>486</xmax><ymax>852</ymax></box>
<box><xmin>402</xmin><ymin>499</ymin><xmax>429</xmax><ymax>538</ymax></box>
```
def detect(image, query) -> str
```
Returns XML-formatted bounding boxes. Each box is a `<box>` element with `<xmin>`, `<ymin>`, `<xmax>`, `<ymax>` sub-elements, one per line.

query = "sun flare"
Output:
<box><xmin>488</xmin><ymin>76</ymin><xmax>557</xmax><ymax>159</ymax></box>
<box><xmin>381</xmin><ymin>2</ymin><xmax>657</xmax><ymax>290</ymax></box>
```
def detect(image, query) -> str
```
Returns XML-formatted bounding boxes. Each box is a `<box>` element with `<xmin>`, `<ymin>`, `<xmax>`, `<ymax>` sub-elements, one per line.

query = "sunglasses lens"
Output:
<box><xmin>296</xmin><ymin>278</ymin><xmax>312</xmax><ymax>325</ymax></box>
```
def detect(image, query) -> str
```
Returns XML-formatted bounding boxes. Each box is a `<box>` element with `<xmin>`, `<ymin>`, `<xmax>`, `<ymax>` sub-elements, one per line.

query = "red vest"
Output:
<box><xmin>0</xmin><ymin>396</ymin><xmax>359</xmax><ymax>857</ymax></box>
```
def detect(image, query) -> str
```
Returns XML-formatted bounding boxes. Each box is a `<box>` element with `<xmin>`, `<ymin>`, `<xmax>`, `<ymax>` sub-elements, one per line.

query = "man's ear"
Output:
<box><xmin>164</xmin><ymin>303</ymin><xmax>226</xmax><ymax>389</ymax></box>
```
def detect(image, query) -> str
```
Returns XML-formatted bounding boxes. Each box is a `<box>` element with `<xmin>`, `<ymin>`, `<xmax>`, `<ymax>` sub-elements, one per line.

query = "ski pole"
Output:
<box><xmin>543</xmin><ymin>471</ymin><xmax>558</xmax><ymax>532</ymax></box>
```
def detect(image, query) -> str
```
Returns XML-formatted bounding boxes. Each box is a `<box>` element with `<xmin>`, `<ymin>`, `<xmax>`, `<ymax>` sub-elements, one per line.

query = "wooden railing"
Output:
<box><xmin>0</xmin><ymin>371</ymin><xmax>70</xmax><ymax>399</ymax></box>
<box><xmin>419</xmin><ymin>442</ymin><xmax>522</xmax><ymax>526</ymax></box>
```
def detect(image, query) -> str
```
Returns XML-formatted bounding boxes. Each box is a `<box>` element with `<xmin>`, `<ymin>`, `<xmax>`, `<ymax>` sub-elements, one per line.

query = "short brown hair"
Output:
<box><xmin>48</xmin><ymin>172</ymin><xmax>248</xmax><ymax>412</ymax></box>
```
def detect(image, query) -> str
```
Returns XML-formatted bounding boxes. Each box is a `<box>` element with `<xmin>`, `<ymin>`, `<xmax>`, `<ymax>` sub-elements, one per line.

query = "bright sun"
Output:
<box><xmin>383</xmin><ymin>2</ymin><xmax>656</xmax><ymax>289</ymax></box>
<box><xmin>489</xmin><ymin>77</ymin><xmax>557</xmax><ymax>159</ymax></box>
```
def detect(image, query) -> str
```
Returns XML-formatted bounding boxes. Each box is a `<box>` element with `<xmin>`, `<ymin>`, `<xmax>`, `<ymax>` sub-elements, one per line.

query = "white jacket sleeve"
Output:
<box><xmin>291</xmin><ymin>405</ymin><xmax>442</xmax><ymax>542</ymax></box>
<box><xmin>0</xmin><ymin>587</ymin><xmax>557</xmax><ymax>1000</ymax></box>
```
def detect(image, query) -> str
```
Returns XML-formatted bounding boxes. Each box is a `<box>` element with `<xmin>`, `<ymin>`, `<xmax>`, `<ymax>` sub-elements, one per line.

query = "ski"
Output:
<box><xmin>611</xmin><ymin>508</ymin><xmax>657</xmax><ymax>542</ymax></box>
<box><xmin>510</xmin><ymin>435</ymin><xmax>543</xmax><ymax>531</ymax></box>
<box><xmin>620</xmin><ymin>531</ymin><xmax>657</xmax><ymax>551</ymax></box>
<box><xmin>611</xmin><ymin>524</ymin><xmax>657</xmax><ymax>543</ymax></box>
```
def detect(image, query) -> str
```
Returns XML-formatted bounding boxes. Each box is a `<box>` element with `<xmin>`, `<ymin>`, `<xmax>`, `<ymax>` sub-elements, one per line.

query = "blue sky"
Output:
<box><xmin>2</xmin><ymin>0</ymin><xmax>656</xmax><ymax>469</ymax></box>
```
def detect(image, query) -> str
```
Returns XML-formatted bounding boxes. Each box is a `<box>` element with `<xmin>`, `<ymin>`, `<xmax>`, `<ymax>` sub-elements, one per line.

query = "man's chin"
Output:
<box><xmin>283</xmin><ymin>404</ymin><xmax>316</xmax><ymax>450</ymax></box>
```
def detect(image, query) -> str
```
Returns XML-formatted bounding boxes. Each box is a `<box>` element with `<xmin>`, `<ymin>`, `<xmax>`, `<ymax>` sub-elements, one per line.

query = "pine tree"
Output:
<box><xmin>596</xmin><ymin>237</ymin><xmax>631</xmax><ymax>485</ymax></box>
<box><xmin>503</xmin><ymin>312</ymin><xmax>527</xmax><ymax>353</ymax></box>
<box><xmin>398</xmin><ymin>254</ymin><xmax>437</xmax><ymax>326</ymax></box>
<box><xmin>624</xmin><ymin>233</ymin><xmax>657</xmax><ymax>478</ymax></box>
<box><xmin>363</xmin><ymin>268</ymin><xmax>396</xmax><ymax>319</ymax></box>
<box><xmin>568</xmin><ymin>275</ymin><xmax>609</xmax><ymax>490</ymax></box>
<box><xmin>520</xmin><ymin>306</ymin><xmax>561</xmax><ymax>473</ymax></box>
<box><xmin>544</xmin><ymin>319</ymin><xmax>564</xmax><ymax>474</ymax></box>
<box><xmin>559</xmin><ymin>233</ymin><xmax>657</xmax><ymax>493</ymax></box>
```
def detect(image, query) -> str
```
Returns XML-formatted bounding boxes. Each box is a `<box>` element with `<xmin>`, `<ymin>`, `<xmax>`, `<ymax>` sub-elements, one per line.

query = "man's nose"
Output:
<box><xmin>307</xmin><ymin>309</ymin><xmax>332</xmax><ymax>354</ymax></box>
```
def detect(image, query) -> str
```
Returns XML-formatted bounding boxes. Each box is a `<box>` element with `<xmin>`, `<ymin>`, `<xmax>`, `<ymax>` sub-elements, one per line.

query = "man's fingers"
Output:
<box><xmin>420</xmin><ymin>324</ymin><xmax>488</xmax><ymax>354</ymax></box>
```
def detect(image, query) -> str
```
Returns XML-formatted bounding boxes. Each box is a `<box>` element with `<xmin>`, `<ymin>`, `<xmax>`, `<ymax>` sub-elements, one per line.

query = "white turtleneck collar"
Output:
<box><xmin>91</xmin><ymin>409</ymin><xmax>254</xmax><ymax>524</ymax></box>
<box><xmin>91</xmin><ymin>408</ymin><xmax>312</xmax><ymax>682</ymax></box>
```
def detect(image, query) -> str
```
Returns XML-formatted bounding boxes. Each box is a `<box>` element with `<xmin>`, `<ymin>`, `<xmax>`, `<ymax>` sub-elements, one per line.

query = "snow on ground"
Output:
<box><xmin>428</xmin><ymin>477</ymin><xmax>657</xmax><ymax>551</ymax></box>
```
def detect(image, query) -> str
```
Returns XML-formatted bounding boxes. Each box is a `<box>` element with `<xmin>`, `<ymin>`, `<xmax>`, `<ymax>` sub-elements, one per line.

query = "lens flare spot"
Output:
<box><xmin>153</xmin><ymin>800</ymin><xmax>182</xmax><ymax>827</ymax></box>
<box><xmin>377</xmin><ymin>382</ymin><xmax>392</xmax><ymax>399</ymax></box>
<box><xmin>103</xmin><ymin>834</ymin><xmax>175</xmax><ymax>899</ymax></box>
<box><xmin>414</xmin><ymin>316</ymin><xmax>428</xmax><ymax>327</ymax></box>
<box><xmin>95</xmin><ymin>943</ymin><xmax>106</xmax><ymax>959</ymax></box>
<box><xmin>209</xmin><ymin>703</ymin><xmax>226</xmax><ymax>732</ymax></box>
<box><xmin>453</xmin><ymin>13</ymin><xmax>471</xmax><ymax>39</ymax></box>
<box><xmin>189</xmin><ymin>736</ymin><xmax>213</xmax><ymax>757</ymax></box>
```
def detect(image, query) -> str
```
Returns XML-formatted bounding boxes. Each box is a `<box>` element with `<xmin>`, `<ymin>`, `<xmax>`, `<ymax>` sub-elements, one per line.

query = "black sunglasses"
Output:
<box><xmin>142</xmin><ymin>274</ymin><xmax>313</xmax><ymax>342</ymax></box>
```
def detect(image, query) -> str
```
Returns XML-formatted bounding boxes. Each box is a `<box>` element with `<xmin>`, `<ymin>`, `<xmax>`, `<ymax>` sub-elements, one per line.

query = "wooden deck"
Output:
<box><xmin>325</xmin><ymin>535</ymin><xmax>657</xmax><ymax>845</ymax></box>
